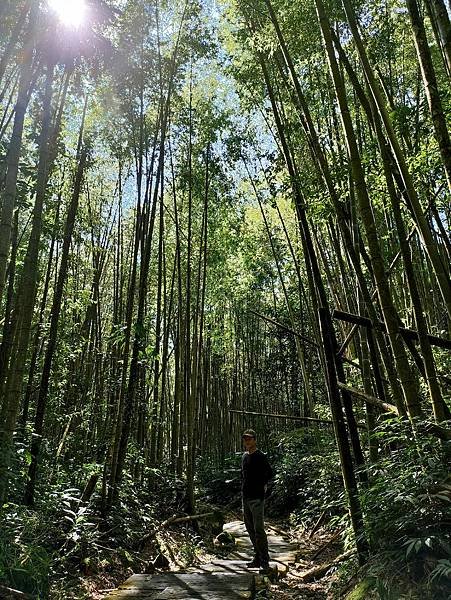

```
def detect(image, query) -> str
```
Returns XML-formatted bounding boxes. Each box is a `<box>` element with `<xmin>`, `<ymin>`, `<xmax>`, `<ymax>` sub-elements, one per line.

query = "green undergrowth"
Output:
<box><xmin>329</xmin><ymin>419</ymin><xmax>451</xmax><ymax>600</ymax></box>
<box><xmin>268</xmin><ymin>427</ymin><xmax>343</xmax><ymax>522</ymax></box>
<box><xmin>199</xmin><ymin>421</ymin><xmax>451</xmax><ymax>599</ymax></box>
<box><xmin>346</xmin><ymin>418</ymin><xmax>451</xmax><ymax>600</ymax></box>
<box><xmin>0</xmin><ymin>464</ymin><xmax>210</xmax><ymax>599</ymax></box>
<box><xmin>3</xmin><ymin>420</ymin><xmax>450</xmax><ymax>599</ymax></box>
<box><xmin>198</xmin><ymin>426</ymin><xmax>344</xmax><ymax>523</ymax></box>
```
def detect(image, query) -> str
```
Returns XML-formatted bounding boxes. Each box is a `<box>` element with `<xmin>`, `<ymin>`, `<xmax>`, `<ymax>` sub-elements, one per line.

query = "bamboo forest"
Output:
<box><xmin>0</xmin><ymin>0</ymin><xmax>450</xmax><ymax>598</ymax></box>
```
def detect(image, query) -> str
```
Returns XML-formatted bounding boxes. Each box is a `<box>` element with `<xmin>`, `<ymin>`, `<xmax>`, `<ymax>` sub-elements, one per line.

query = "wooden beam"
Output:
<box><xmin>333</xmin><ymin>309</ymin><xmax>451</xmax><ymax>350</ymax></box>
<box><xmin>399</xmin><ymin>326</ymin><xmax>451</xmax><ymax>350</ymax></box>
<box><xmin>333</xmin><ymin>309</ymin><xmax>372</xmax><ymax>328</ymax></box>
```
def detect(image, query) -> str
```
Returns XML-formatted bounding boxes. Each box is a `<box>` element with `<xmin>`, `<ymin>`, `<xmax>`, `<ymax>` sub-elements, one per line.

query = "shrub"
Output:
<box><xmin>343</xmin><ymin>417</ymin><xmax>451</xmax><ymax>599</ymax></box>
<box><xmin>266</xmin><ymin>427</ymin><xmax>344</xmax><ymax>522</ymax></box>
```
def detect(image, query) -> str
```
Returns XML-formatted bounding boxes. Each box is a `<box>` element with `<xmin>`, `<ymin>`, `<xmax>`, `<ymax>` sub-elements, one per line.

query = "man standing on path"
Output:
<box><xmin>241</xmin><ymin>429</ymin><xmax>274</xmax><ymax>575</ymax></box>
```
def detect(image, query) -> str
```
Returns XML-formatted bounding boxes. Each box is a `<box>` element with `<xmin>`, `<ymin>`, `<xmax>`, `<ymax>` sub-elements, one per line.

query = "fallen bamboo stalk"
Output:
<box><xmin>267</xmin><ymin>524</ymin><xmax>290</xmax><ymax>539</ymax></box>
<box><xmin>229</xmin><ymin>408</ymin><xmax>333</xmax><ymax>425</ymax></box>
<box><xmin>309</xmin><ymin>509</ymin><xmax>327</xmax><ymax>539</ymax></box>
<box><xmin>421</xmin><ymin>422</ymin><xmax>451</xmax><ymax>441</ymax></box>
<box><xmin>249</xmin><ymin>309</ymin><xmax>319</xmax><ymax>347</ymax></box>
<box><xmin>0</xmin><ymin>585</ymin><xmax>31</xmax><ymax>599</ymax></box>
<box><xmin>157</xmin><ymin>534</ymin><xmax>179</xmax><ymax>567</ymax></box>
<box><xmin>300</xmin><ymin>550</ymin><xmax>355</xmax><ymax>582</ymax></box>
<box><xmin>161</xmin><ymin>512</ymin><xmax>217</xmax><ymax>528</ymax></box>
<box><xmin>337</xmin><ymin>382</ymin><xmax>399</xmax><ymax>415</ymax></box>
<box><xmin>139</xmin><ymin>511</ymin><xmax>221</xmax><ymax>547</ymax></box>
<box><xmin>338</xmin><ymin>383</ymin><xmax>451</xmax><ymax>441</ymax></box>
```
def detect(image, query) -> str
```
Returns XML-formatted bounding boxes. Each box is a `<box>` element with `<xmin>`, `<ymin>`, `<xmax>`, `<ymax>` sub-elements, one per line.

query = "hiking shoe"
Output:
<box><xmin>259</xmin><ymin>563</ymin><xmax>271</xmax><ymax>575</ymax></box>
<box><xmin>246</xmin><ymin>558</ymin><xmax>261</xmax><ymax>568</ymax></box>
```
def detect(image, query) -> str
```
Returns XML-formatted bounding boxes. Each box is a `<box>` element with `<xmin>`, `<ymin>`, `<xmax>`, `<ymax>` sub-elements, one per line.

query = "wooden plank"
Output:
<box><xmin>103</xmin><ymin>591</ymin><xmax>156</xmax><ymax>599</ymax></box>
<box><xmin>102</xmin><ymin>520</ymin><xmax>299</xmax><ymax>599</ymax></box>
<box><xmin>153</xmin><ymin>589</ymin><xmax>252</xmax><ymax>599</ymax></box>
<box><xmin>333</xmin><ymin>309</ymin><xmax>451</xmax><ymax>349</ymax></box>
<box><xmin>121</xmin><ymin>573</ymin><xmax>252</xmax><ymax>590</ymax></box>
<box><xmin>154</xmin><ymin>593</ymin><xmax>251</xmax><ymax>599</ymax></box>
<box><xmin>223</xmin><ymin>521</ymin><xmax>247</xmax><ymax>536</ymax></box>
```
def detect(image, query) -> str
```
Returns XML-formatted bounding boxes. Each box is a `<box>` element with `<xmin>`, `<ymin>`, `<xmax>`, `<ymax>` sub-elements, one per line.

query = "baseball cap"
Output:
<box><xmin>242</xmin><ymin>429</ymin><xmax>256</xmax><ymax>439</ymax></box>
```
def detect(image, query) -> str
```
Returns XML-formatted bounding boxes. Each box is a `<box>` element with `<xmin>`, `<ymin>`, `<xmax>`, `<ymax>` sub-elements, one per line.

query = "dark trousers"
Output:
<box><xmin>243</xmin><ymin>497</ymin><xmax>269</xmax><ymax>564</ymax></box>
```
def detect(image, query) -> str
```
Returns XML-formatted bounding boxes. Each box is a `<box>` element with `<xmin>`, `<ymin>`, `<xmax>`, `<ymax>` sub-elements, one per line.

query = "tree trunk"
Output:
<box><xmin>425</xmin><ymin>0</ymin><xmax>451</xmax><ymax>77</ymax></box>
<box><xmin>253</xmin><ymin>40</ymin><xmax>368</xmax><ymax>559</ymax></box>
<box><xmin>340</xmin><ymin>0</ymin><xmax>451</xmax><ymax>321</ymax></box>
<box><xmin>265</xmin><ymin>0</ymin><xmax>406</xmax><ymax>411</ymax></box>
<box><xmin>406</xmin><ymin>0</ymin><xmax>451</xmax><ymax>190</ymax></box>
<box><xmin>24</xmin><ymin>125</ymin><xmax>89</xmax><ymax>506</ymax></box>
<box><xmin>0</xmin><ymin>62</ymin><xmax>54</xmax><ymax>506</ymax></box>
<box><xmin>0</xmin><ymin>40</ymin><xmax>34</xmax><ymax>307</ymax></box>
<box><xmin>315</xmin><ymin>0</ymin><xmax>422</xmax><ymax>419</ymax></box>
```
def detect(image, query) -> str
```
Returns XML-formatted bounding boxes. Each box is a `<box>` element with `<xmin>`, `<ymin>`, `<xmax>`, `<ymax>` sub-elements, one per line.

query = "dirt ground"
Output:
<box><xmin>262</xmin><ymin>521</ymin><xmax>345</xmax><ymax>600</ymax></box>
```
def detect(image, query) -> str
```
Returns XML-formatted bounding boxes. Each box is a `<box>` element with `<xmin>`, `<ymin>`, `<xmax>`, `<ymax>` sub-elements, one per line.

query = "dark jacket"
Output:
<box><xmin>241</xmin><ymin>449</ymin><xmax>274</xmax><ymax>500</ymax></box>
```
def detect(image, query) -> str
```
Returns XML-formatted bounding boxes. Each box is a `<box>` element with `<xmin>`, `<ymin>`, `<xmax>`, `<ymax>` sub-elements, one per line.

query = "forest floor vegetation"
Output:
<box><xmin>1</xmin><ymin>423</ymin><xmax>450</xmax><ymax>599</ymax></box>
<box><xmin>1</xmin><ymin>0</ymin><xmax>451</xmax><ymax>597</ymax></box>
<box><xmin>201</xmin><ymin>425</ymin><xmax>451</xmax><ymax>599</ymax></box>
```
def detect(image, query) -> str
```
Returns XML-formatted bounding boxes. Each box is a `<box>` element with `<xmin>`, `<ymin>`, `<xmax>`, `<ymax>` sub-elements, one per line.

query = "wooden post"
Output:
<box><xmin>366</xmin><ymin>326</ymin><xmax>387</xmax><ymax>405</ymax></box>
<box><xmin>318</xmin><ymin>308</ymin><xmax>369</xmax><ymax>565</ymax></box>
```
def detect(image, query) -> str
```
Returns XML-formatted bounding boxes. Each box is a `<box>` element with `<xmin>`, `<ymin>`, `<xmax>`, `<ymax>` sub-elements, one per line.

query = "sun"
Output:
<box><xmin>48</xmin><ymin>0</ymin><xmax>87</xmax><ymax>28</ymax></box>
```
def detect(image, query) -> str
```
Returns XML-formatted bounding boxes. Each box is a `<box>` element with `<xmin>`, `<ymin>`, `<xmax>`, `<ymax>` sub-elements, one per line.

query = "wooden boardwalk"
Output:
<box><xmin>102</xmin><ymin>521</ymin><xmax>298</xmax><ymax>599</ymax></box>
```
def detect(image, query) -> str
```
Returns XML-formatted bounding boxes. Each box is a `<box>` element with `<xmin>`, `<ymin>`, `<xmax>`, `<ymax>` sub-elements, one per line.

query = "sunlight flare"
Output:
<box><xmin>48</xmin><ymin>0</ymin><xmax>87</xmax><ymax>28</ymax></box>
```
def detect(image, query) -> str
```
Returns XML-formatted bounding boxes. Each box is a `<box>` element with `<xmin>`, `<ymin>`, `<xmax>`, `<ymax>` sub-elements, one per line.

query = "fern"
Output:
<box><xmin>429</xmin><ymin>559</ymin><xmax>451</xmax><ymax>583</ymax></box>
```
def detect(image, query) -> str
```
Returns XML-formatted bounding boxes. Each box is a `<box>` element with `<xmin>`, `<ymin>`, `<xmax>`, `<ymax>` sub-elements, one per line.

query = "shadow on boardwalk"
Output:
<box><xmin>101</xmin><ymin>520</ymin><xmax>298</xmax><ymax>599</ymax></box>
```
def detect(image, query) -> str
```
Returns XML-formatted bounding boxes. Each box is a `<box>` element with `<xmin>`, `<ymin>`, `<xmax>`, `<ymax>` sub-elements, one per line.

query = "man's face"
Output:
<box><xmin>242</xmin><ymin>434</ymin><xmax>256</xmax><ymax>451</ymax></box>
